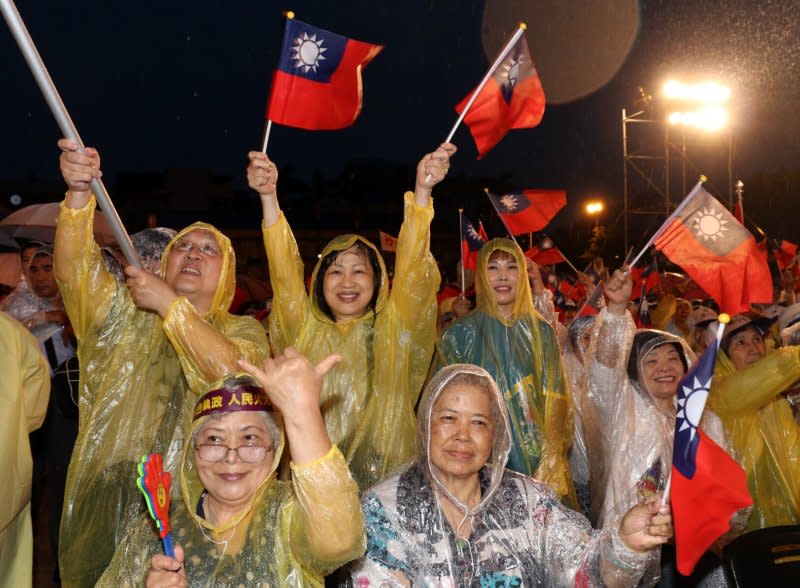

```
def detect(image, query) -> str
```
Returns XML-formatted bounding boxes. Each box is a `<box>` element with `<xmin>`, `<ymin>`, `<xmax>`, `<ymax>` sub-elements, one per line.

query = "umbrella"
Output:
<box><xmin>0</xmin><ymin>202</ymin><xmax>116</xmax><ymax>245</ymax></box>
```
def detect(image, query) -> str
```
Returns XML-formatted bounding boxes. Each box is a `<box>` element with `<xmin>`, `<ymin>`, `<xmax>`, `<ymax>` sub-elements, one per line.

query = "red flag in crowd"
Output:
<box><xmin>487</xmin><ymin>190</ymin><xmax>566</xmax><ymax>235</ymax></box>
<box><xmin>653</xmin><ymin>186</ymin><xmax>772</xmax><ymax>314</ymax></box>
<box><xmin>524</xmin><ymin>232</ymin><xmax>566</xmax><ymax>266</ymax></box>
<box><xmin>455</xmin><ymin>34</ymin><xmax>545</xmax><ymax>158</ymax></box>
<box><xmin>671</xmin><ymin>327</ymin><xmax>752</xmax><ymax>575</ymax></box>
<box><xmin>378</xmin><ymin>230</ymin><xmax>397</xmax><ymax>253</ymax></box>
<box><xmin>460</xmin><ymin>215</ymin><xmax>487</xmax><ymax>270</ymax></box>
<box><xmin>575</xmin><ymin>281</ymin><xmax>603</xmax><ymax>317</ymax></box>
<box><xmin>267</xmin><ymin>17</ymin><xmax>383</xmax><ymax>130</ymax></box>
<box><xmin>774</xmin><ymin>240</ymin><xmax>798</xmax><ymax>270</ymax></box>
<box><xmin>630</xmin><ymin>260</ymin><xmax>660</xmax><ymax>301</ymax></box>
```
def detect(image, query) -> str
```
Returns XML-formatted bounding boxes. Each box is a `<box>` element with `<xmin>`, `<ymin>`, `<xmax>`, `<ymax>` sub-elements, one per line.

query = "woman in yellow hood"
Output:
<box><xmin>55</xmin><ymin>139</ymin><xmax>269</xmax><ymax>587</ymax></box>
<box><xmin>247</xmin><ymin>143</ymin><xmax>454</xmax><ymax>490</ymax></box>
<box><xmin>434</xmin><ymin>238</ymin><xmax>576</xmax><ymax>505</ymax></box>
<box><xmin>98</xmin><ymin>349</ymin><xmax>364</xmax><ymax>587</ymax></box>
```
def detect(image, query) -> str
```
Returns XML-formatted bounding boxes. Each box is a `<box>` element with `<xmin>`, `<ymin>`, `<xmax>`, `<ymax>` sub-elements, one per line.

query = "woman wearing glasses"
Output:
<box><xmin>98</xmin><ymin>348</ymin><xmax>365</xmax><ymax>587</ymax></box>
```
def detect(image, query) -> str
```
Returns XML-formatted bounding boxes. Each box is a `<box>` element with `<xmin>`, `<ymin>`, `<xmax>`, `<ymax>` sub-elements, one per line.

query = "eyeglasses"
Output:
<box><xmin>194</xmin><ymin>444</ymin><xmax>272</xmax><ymax>463</ymax></box>
<box><xmin>173</xmin><ymin>240</ymin><xmax>222</xmax><ymax>257</ymax></box>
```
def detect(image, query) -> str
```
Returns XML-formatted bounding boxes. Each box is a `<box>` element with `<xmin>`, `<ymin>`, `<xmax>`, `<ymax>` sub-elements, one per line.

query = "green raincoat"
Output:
<box><xmin>435</xmin><ymin>238</ymin><xmax>575</xmax><ymax>503</ymax></box>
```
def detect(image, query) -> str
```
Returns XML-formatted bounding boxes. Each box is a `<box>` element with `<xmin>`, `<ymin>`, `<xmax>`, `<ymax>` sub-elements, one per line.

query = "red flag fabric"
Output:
<box><xmin>774</xmin><ymin>240</ymin><xmax>798</xmax><ymax>270</ymax></box>
<box><xmin>378</xmin><ymin>230</ymin><xmax>397</xmax><ymax>253</ymax></box>
<box><xmin>267</xmin><ymin>18</ymin><xmax>382</xmax><ymax>130</ymax></box>
<box><xmin>460</xmin><ymin>215</ymin><xmax>487</xmax><ymax>271</ymax></box>
<box><xmin>455</xmin><ymin>35</ymin><xmax>545</xmax><ymax>158</ymax></box>
<box><xmin>487</xmin><ymin>190</ymin><xmax>566</xmax><ymax>235</ymax></box>
<box><xmin>654</xmin><ymin>187</ymin><xmax>772</xmax><ymax>314</ymax></box>
<box><xmin>524</xmin><ymin>232</ymin><xmax>566</xmax><ymax>266</ymax></box>
<box><xmin>671</xmin><ymin>337</ymin><xmax>752</xmax><ymax>575</ymax></box>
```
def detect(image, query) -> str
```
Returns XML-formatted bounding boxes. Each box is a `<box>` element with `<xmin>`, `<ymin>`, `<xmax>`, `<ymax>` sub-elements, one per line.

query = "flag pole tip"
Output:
<box><xmin>284</xmin><ymin>10</ymin><xmax>295</xmax><ymax>19</ymax></box>
<box><xmin>699</xmin><ymin>174</ymin><xmax>708</xmax><ymax>182</ymax></box>
<box><xmin>718</xmin><ymin>313</ymin><xmax>731</xmax><ymax>325</ymax></box>
<box><xmin>518</xmin><ymin>22</ymin><xmax>527</xmax><ymax>30</ymax></box>
<box><xmin>459</xmin><ymin>208</ymin><xmax>464</xmax><ymax>213</ymax></box>
<box><xmin>483</xmin><ymin>187</ymin><xmax>489</xmax><ymax>193</ymax></box>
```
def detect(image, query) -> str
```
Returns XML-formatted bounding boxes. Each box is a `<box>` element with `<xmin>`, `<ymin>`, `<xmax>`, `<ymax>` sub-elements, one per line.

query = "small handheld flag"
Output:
<box><xmin>667</xmin><ymin>314</ymin><xmax>752</xmax><ymax>575</ymax></box>
<box><xmin>136</xmin><ymin>453</ymin><xmax>175</xmax><ymax>558</ymax></box>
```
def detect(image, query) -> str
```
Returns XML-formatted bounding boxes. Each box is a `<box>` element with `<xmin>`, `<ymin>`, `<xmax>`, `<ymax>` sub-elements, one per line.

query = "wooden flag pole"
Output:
<box><xmin>1</xmin><ymin>0</ymin><xmax>141</xmax><ymax>267</ymax></box>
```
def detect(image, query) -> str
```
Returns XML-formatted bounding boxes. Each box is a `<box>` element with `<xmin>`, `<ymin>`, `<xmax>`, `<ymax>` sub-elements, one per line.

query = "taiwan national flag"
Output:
<box><xmin>455</xmin><ymin>34</ymin><xmax>545</xmax><ymax>158</ymax></box>
<box><xmin>267</xmin><ymin>18</ymin><xmax>383</xmax><ymax>130</ymax></box>
<box><xmin>671</xmin><ymin>332</ymin><xmax>752</xmax><ymax>575</ymax></box>
<box><xmin>461</xmin><ymin>216</ymin><xmax>487</xmax><ymax>271</ymax></box>
<box><xmin>653</xmin><ymin>186</ymin><xmax>772</xmax><ymax>314</ymax></box>
<box><xmin>487</xmin><ymin>190</ymin><xmax>566</xmax><ymax>235</ymax></box>
<box><xmin>524</xmin><ymin>232</ymin><xmax>565</xmax><ymax>266</ymax></box>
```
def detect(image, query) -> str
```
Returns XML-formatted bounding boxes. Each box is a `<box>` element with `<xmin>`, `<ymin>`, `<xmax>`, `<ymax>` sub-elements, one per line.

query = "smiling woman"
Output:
<box><xmin>97</xmin><ymin>355</ymin><xmax>365</xmax><ymax>587</ymax></box>
<box><xmin>247</xmin><ymin>143</ymin><xmax>455</xmax><ymax>491</ymax></box>
<box><xmin>350</xmin><ymin>364</ymin><xmax>674</xmax><ymax>587</ymax></box>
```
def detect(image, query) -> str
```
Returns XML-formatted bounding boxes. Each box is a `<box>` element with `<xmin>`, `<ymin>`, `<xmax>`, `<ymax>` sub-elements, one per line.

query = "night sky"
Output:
<box><xmin>2</xmin><ymin>0</ymin><xmax>799</xmax><ymax>264</ymax></box>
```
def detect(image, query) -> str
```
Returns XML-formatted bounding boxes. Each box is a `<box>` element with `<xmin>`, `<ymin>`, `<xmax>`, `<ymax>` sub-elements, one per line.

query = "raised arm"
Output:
<box><xmin>54</xmin><ymin>139</ymin><xmax>117</xmax><ymax>337</ymax></box>
<box><xmin>238</xmin><ymin>349</ymin><xmax>365</xmax><ymax>566</ymax></box>
<box><xmin>248</xmin><ymin>152</ymin><xmax>307</xmax><ymax>351</ymax></box>
<box><xmin>390</xmin><ymin>144</ymin><xmax>455</xmax><ymax>330</ymax></box>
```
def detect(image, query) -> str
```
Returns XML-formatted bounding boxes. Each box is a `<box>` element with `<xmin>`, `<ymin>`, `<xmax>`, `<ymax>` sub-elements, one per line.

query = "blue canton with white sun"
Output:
<box><xmin>489</xmin><ymin>191</ymin><xmax>531</xmax><ymax>214</ymax></box>
<box><xmin>278</xmin><ymin>19</ymin><xmax>347</xmax><ymax>83</ymax></box>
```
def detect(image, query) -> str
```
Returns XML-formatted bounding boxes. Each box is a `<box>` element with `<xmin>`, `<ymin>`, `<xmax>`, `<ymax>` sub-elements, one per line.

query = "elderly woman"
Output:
<box><xmin>98</xmin><ymin>348</ymin><xmax>364</xmax><ymax>586</ymax></box>
<box><xmin>56</xmin><ymin>139</ymin><xmax>269</xmax><ymax>586</ymax></box>
<box><xmin>351</xmin><ymin>363</ymin><xmax>672</xmax><ymax>587</ymax></box>
<box><xmin>586</xmin><ymin>270</ymin><xmax>735</xmax><ymax>525</ymax></box>
<box><xmin>247</xmin><ymin>144</ymin><xmax>454</xmax><ymax>490</ymax></box>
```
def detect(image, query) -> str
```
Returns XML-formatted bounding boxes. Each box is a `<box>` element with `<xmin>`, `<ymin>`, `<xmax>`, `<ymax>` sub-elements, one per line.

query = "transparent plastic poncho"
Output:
<box><xmin>98</xmin><ymin>392</ymin><xmax>365</xmax><ymax>587</ymax></box>
<box><xmin>54</xmin><ymin>197</ymin><xmax>269</xmax><ymax>587</ymax></box>
<box><xmin>708</xmin><ymin>347</ymin><xmax>800</xmax><ymax>531</ymax></box>
<box><xmin>262</xmin><ymin>192</ymin><xmax>440</xmax><ymax>490</ymax></box>
<box><xmin>351</xmin><ymin>364</ymin><xmax>652</xmax><ymax>587</ymax></box>
<box><xmin>434</xmin><ymin>239</ymin><xmax>575</xmax><ymax>504</ymax></box>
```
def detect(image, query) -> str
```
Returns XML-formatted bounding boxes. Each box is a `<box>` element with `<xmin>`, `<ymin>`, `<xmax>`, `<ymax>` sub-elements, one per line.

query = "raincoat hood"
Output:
<box><xmin>180</xmin><ymin>375</ymin><xmax>285</xmax><ymax>536</ymax></box>
<box><xmin>308</xmin><ymin>234</ymin><xmax>389</xmax><ymax>326</ymax></box>
<box><xmin>416</xmin><ymin>364</ymin><xmax>512</xmax><ymax>516</ymax></box>
<box><xmin>161</xmin><ymin>222</ymin><xmax>237</xmax><ymax>318</ymax></box>
<box><xmin>627</xmin><ymin>329</ymin><xmax>694</xmax><ymax>403</ymax></box>
<box><xmin>475</xmin><ymin>238</ymin><xmax>535</xmax><ymax>326</ymax></box>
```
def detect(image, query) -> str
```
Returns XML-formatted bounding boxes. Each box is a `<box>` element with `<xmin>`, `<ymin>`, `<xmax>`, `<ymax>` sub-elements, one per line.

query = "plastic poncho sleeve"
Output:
<box><xmin>585</xmin><ymin>309</ymin><xmax>635</xmax><ymax>425</ymax></box>
<box><xmin>388</xmin><ymin>192</ymin><xmax>439</xmax><ymax>333</ymax></box>
<box><xmin>262</xmin><ymin>212</ymin><xmax>308</xmax><ymax>354</ymax></box>
<box><xmin>162</xmin><ymin>297</ymin><xmax>268</xmax><ymax>395</ymax></box>
<box><xmin>54</xmin><ymin>196</ymin><xmax>117</xmax><ymax>342</ymax></box>
<box><xmin>289</xmin><ymin>445</ymin><xmax>365</xmax><ymax>573</ymax></box>
<box><xmin>710</xmin><ymin>346</ymin><xmax>800</xmax><ymax>417</ymax></box>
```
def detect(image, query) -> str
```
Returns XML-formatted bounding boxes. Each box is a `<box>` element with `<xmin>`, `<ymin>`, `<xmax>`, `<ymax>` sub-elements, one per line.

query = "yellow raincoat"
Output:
<box><xmin>435</xmin><ymin>239</ymin><xmax>575</xmax><ymax>504</ymax></box>
<box><xmin>0</xmin><ymin>311</ymin><xmax>50</xmax><ymax>586</ymax></box>
<box><xmin>263</xmin><ymin>192</ymin><xmax>439</xmax><ymax>490</ymax></box>
<box><xmin>709</xmin><ymin>347</ymin><xmax>800</xmax><ymax>531</ymax></box>
<box><xmin>98</xmin><ymin>380</ymin><xmax>365</xmax><ymax>587</ymax></box>
<box><xmin>54</xmin><ymin>196</ymin><xmax>268</xmax><ymax>587</ymax></box>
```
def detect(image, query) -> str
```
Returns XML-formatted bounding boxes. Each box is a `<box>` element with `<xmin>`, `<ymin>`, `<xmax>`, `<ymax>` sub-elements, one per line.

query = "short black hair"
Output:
<box><xmin>313</xmin><ymin>240</ymin><xmax>382</xmax><ymax>322</ymax></box>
